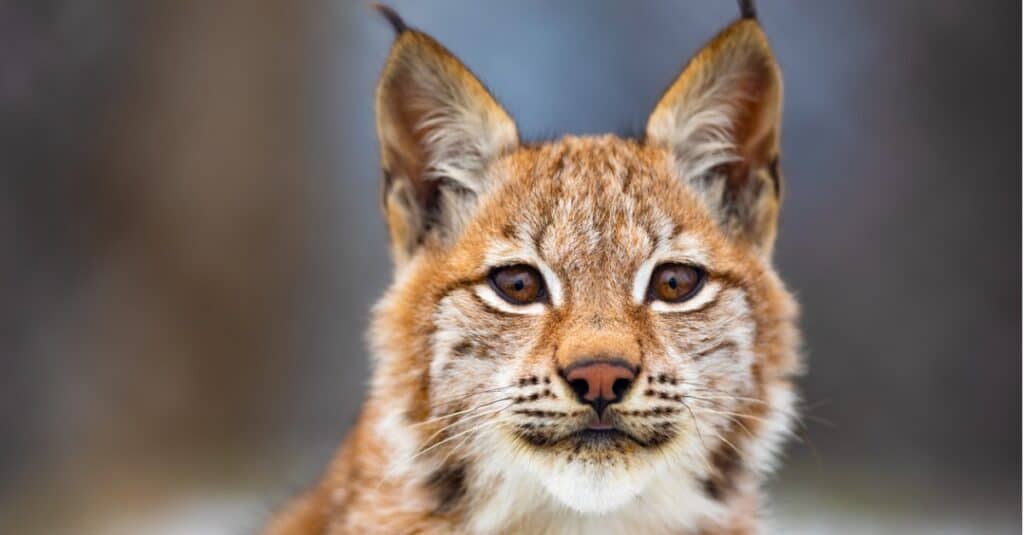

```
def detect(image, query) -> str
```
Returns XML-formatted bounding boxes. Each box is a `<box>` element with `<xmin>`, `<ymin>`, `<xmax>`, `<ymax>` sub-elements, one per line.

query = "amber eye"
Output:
<box><xmin>648</xmin><ymin>263</ymin><xmax>705</xmax><ymax>303</ymax></box>
<box><xmin>488</xmin><ymin>265</ymin><xmax>546</xmax><ymax>305</ymax></box>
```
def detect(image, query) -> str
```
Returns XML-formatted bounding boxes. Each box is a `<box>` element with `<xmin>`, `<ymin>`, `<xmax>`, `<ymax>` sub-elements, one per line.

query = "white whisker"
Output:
<box><xmin>411</xmin><ymin>396</ymin><xmax>513</xmax><ymax>429</ymax></box>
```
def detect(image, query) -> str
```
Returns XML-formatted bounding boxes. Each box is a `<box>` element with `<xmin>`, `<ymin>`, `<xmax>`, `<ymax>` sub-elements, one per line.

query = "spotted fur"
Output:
<box><xmin>266</xmin><ymin>5</ymin><xmax>801</xmax><ymax>534</ymax></box>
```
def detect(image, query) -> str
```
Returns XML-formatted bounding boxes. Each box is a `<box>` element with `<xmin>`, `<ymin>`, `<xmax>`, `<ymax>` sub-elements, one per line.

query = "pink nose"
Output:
<box><xmin>563</xmin><ymin>361</ymin><xmax>636</xmax><ymax>415</ymax></box>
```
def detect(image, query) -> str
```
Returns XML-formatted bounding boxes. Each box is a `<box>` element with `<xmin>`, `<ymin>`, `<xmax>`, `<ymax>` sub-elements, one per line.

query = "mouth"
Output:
<box><xmin>571</xmin><ymin>414</ymin><xmax>628</xmax><ymax>443</ymax></box>
<box><xmin>565</xmin><ymin>413</ymin><xmax>646</xmax><ymax>447</ymax></box>
<box><xmin>586</xmin><ymin>418</ymin><xmax>616</xmax><ymax>431</ymax></box>
<box><xmin>515</xmin><ymin>419</ymin><xmax>637</xmax><ymax>449</ymax></box>
<box><xmin>572</xmin><ymin>427</ymin><xmax>629</xmax><ymax>445</ymax></box>
<box><xmin>514</xmin><ymin>412</ymin><xmax>673</xmax><ymax>451</ymax></box>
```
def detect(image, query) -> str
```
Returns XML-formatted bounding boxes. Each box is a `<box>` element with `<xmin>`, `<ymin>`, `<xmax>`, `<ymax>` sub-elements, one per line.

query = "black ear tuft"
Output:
<box><xmin>373</xmin><ymin>3</ymin><xmax>408</xmax><ymax>35</ymax></box>
<box><xmin>737</xmin><ymin>0</ymin><xmax>757</xmax><ymax>20</ymax></box>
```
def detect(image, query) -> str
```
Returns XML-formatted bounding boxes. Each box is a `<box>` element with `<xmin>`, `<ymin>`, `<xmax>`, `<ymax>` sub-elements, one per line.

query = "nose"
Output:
<box><xmin>561</xmin><ymin>360</ymin><xmax>637</xmax><ymax>416</ymax></box>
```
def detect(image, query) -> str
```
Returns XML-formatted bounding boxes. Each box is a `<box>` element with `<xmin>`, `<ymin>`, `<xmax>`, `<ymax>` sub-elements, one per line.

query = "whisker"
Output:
<box><xmin>679</xmin><ymin>399</ymin><xmax>707</xmax><ymax>453</ymax></box>
<box><xmin>699</xmin><ymin>405</ymin><xmax>758</xmax><ymax>440</ymax></box>
<box><xmin>411</xmin><ymin>396</ymin><xmax>514</xmax><ymax>429</ymax></box>
<box><xmin>675</xmin><ymin>385</ymin><xmax>834</xmax><ymax>427</ymax></box>
<box><xmin>675</xmin><ymin>393</ymin><xmax>736</xmax><ymax>410</ymax></box>
<box><xmin>708</xmin><ymin>430</ymin><xmax>747</xmax><ymax>463</ymax></box>
<box><xmin>692</xmin><ymin>393</ymin><xmax>835</xmax><ymax>429</ymax></box>
<box><xmin>434</xmin><ymin>420</ymin><xmax>482</xmax><ymax>469</ymax></box>
<box><xmin>674</xmin><ymin>383</ymin><xmax>769</xmax><ymax>402</ymax></box>
<box><xmin>419</xmin><ymin>400</ymin><xmax>514</xmax><ymax>447</ymax></box>
<box><xmin>376</xmin><ymin>420</ymin><xmax>497</xmax><ymax>492</ymax></box>
<box><xmin>704</xmin><ymin>406</ymin><xmax>827</xmax><ymax>468</ymax></box>
<box><xmin>690</xmin><ymin>407</ymin><xmax>775</xmax><ymax>427</ymax></box>
<box><xmin>411</xmin><ymin>419</ymin><xmax>500</xmax><ymax>465</ymax></box>
<box><xmin>680</xmin><ymin>393</ymin><xmax>800</xmax><ymax>424</ymax></box>
<box><xmin>682</xmin><ymin>391</ymin><xmax>769</xmax><ymax>405</ymax></box>
<box><xmin>690</xmin><ymin>406</ymin><xmax>806</xmax><ymax>445</ymax></box>
<box><xmin>675</xmin><ymin>389</ymin><xmax>833</xmax><ymax>429</ymax></box>
<box><xmin>429</xmin><ymin>384</ymin><xmax>517</xmax><ymax>407</ymax></box>
<box><xmin>376</xmin><ymin>405</ymin><xmax>512</xmax><ymax>491</ymax></box>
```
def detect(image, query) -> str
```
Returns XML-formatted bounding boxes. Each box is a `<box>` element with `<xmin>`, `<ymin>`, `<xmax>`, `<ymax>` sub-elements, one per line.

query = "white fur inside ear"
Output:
<box><xmin>645</xmin><ymin>23</ymin><xmax>781</xmax><ymax>185</ymax></box>
<box><xmin>474</xmin><ymin>283</ymin><xmax>547</xmax><ymax>315</ymax></box>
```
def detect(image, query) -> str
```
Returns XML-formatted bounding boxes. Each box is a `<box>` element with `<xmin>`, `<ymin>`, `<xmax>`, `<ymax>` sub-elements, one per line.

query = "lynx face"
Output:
<box><xmin>369</xmin><ymin>11</ymin><xmax>800</xmax><ymax>527</ymax></box>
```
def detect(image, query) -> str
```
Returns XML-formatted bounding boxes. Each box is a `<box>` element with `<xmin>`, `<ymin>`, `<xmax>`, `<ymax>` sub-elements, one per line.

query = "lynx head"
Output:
<box><xmin>368</xmin><ymin>5</ymin><xmax>800</xmax><ymax>523</ymax></box>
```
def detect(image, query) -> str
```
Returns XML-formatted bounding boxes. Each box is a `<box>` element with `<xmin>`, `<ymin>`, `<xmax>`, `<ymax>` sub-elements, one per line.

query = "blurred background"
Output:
<box><xmin>1</xmin><ymin>1</ymin><xmax>1019</xmax><ymax>533</ymax></box>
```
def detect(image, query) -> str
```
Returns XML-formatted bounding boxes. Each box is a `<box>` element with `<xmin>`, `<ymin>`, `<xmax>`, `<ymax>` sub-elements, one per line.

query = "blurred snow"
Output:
<box><xmin>92</xmin><ymin>489</ymin><xmax>1017</xmax><ymax>535</ymax></box>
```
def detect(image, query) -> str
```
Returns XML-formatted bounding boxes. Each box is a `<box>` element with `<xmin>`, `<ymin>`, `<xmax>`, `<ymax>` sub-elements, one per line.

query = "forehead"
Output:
<box><xmin>478</xmin><ymin>135</ymin><xmax>722</xmax><ymax>272</ymax></box>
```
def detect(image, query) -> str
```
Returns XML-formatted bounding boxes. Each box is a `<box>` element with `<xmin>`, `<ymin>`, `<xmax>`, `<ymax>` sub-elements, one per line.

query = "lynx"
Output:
<box><xmin>267</xmin><ymin>2</ymin><xmax>801</xmax><ymax>533</ymax></box>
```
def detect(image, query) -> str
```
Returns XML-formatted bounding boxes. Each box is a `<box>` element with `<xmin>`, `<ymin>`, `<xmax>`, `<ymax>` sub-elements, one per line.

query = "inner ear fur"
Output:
<box><xmin>646</xmin><ymin>18</ymin><xmax>784</xmax><ymax>256</ymax></box>
<box><xmin>375</xmin><ymin>27</ymin><xmax>518</xmax><ymax>266</ymax></box>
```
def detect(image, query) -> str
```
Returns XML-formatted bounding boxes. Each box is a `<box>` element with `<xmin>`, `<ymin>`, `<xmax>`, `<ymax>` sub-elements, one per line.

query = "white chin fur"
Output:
<box><xmin>540</xmin><ymin>462</ymin><xmax>649</xmax><ymax>514</ymax></box>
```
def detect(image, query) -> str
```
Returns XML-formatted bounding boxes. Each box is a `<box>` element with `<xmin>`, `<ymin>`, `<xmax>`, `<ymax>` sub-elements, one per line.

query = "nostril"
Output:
<box><xmin>569</xmin><ymin>378</ymin><xmax>590</xmax><ymax>402</ymax></box>
<box><xmin>611</xmin><ymin>377</ymin><xmax>632</xmax><ymax>401</ymax></box>
<box><xmin>562</xmin><ymin>360</ymin><xmax>638</xmax><ymax>410</ymax></box>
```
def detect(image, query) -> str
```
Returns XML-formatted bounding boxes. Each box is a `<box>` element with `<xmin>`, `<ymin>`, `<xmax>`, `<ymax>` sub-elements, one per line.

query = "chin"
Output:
<box><xmin>519</xmin><ymin>430</ymin><xmax>660</xmax><ymax>514</ymax></box>
<box><xmin>539</xmin><ymin>456</ymin><xmax>652</xmax><ymax>513</ymax></box>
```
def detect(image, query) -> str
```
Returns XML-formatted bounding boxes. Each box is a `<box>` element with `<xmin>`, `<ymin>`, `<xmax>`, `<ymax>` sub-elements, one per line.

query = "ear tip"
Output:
<box><xmin>725</xmin><ymin>16</ymin><xmax>771</xmax><ymax>50</ymax></box>
<box><xmin>737</xmin><ymin>0</ymin><xmax>757</xmax><ymax>20</ymax></box>
<box><xmin>372</xmin><ymin>3</ymin><xmax>409</xmax><ymax>35</ymax></box>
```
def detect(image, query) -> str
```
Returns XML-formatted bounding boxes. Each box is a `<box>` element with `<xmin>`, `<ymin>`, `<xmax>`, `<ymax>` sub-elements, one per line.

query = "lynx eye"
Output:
<box><xmin>648</xmin><ymin>263</ymin><xmax>705</xmax><ymax>303</ymax></box>
<box><xmin>488</xmin><ymin>265</ymin><xmax>546</xmax><ymax>305</ymax></box>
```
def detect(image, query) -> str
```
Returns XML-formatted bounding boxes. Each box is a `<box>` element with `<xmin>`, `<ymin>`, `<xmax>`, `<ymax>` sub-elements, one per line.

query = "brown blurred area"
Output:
<box><xmin>1</xmin><ymin>1</ymin><xmax>1019</xmax><ymax>533</ymax></box>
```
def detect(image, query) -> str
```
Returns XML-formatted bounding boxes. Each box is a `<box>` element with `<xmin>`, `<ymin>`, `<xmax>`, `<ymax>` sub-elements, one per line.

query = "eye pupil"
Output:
<box><xmin>514</xmin><ymin>279</ymin><xmax>524</xmax><ymax>291</ymax></box>
<box><xmin>667</xmin><ymin>277</ymin><xmax>678</xmax><ymax>289</ymax></box>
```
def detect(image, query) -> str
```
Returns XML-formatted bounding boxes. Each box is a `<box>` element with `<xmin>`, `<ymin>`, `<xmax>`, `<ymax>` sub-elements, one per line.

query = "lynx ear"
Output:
<box><xmin>646</xmin><ymin>18</ymin><xmax>783</xmax><ymax>256</ymax></box>
<box><xmin>374</xmin><ymin>7</ymin><xmax>518</xmax><ymax>265</ymax></box>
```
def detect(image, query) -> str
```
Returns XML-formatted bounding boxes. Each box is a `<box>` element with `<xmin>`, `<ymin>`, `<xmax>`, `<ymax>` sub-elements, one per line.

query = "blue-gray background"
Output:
<box><xmin>1</xmin><ymin>1</ymin><xmax>1018</xmax><ymax>532</ymax></box>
